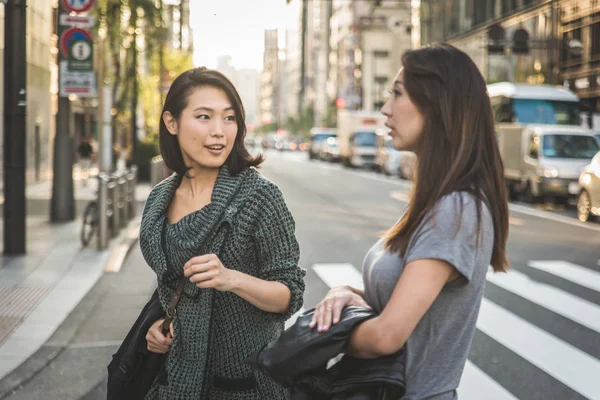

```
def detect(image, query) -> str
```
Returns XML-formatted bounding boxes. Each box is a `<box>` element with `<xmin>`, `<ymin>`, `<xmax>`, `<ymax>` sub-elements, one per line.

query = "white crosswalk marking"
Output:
<box><xmin>312</xmin><ymin>263</ymin><xmax>364</xmax><ymax>291</ymax></box>
<box><xmin>309</xmin><ymin>261</ymin><xmax>600</xmax><ymax>400</ymax></box>
<box><xmin>528</xmin><ymin>260</ymin><xmax>600</xmax><ymax>292</ymax></box>
<box><xmin>486</xmin><ymin>269</ymin><xmax>600</xmax><ymax>333</ymax></box>
<box><xmin>478</xmin><ymin>299</ymin><xmax>600</xmax><ymax>400</ymax></box>
<box><xmin>458</xmin><ymin>361</ymin><xmax>519</xmax><ymax>400</ymax></box>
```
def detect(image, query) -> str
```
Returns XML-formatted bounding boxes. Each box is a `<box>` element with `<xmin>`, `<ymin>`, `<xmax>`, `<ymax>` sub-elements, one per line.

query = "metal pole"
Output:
<box><xmin>3</xmin><ymin>0</ymin><xmax>27</xmax><ymax>254</ymax></box>
<box><xmin>51</xmin><ymin>2</ymin><xmax>75</xmax><ymax>222</ymax></box>
<box><xmin>97</xmin><ymin>173</ymin><xmax>110</xmax><ymax>250</ymax></box>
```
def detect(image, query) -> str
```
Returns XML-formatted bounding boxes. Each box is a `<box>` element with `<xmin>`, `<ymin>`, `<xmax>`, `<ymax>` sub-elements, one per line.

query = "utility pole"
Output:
<box><xmin>3</xmin><ymin>0</ymin><xmax>27</xmax><ymax>254</ymax></box>
<box><xmin>131</xmin><ymin>5</ymin><xmax>139</xmax><ymax>163</ymax></box>
<box><xmin>50</xmin><ymin>1</ymin><xmax>76</xmax><ymax>222</ymax></box>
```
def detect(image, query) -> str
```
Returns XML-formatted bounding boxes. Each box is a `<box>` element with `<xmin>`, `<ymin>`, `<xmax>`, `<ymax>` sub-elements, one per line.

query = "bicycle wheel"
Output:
<box><xmin>81</xmin><ymin>201</ymin><xmax>98</xmax><ymax>247</ymax></box>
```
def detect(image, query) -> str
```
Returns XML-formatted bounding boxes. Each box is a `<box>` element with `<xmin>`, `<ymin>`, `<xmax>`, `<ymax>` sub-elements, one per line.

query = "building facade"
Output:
<box><xmin>260</xmin><ymin>29</ymin><xmax>281</xmax><ymax>127</ymax></box>
<box><xmin>420</xmin><ymin>0</ymin><xmax>600</xmax><ymax>119</ymax></box>
<box><xmin>0</xmin><ymin>0</ymin><xmax>56</xmax><ymax>186</ymax></box>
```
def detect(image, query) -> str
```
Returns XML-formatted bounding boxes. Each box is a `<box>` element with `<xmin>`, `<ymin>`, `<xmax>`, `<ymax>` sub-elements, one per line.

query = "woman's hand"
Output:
<box><xmin>146</xmin><ymin>319</ymin><xmax>174</xmax><ymax>354</ymax></box>
<box><xmin>183</xmin><ymin>254</ymin><xmax>237</xmax><ymax>291</ymax></box>
<box><xmin>309</xmin><ymin>286</ymin><xmax>371</xmax><ymax>333</ymax></box>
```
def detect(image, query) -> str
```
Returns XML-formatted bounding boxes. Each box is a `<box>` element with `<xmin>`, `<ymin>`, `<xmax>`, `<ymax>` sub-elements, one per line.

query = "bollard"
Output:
<box><xmin>128</xmin><ymin>165</ymin><xmax>138</xmax><ymax>218</ymax></box>
<box><xmin>97</xmin><ymin>173</ymin><xmax>111</xmax><ymax>250</ymax></box>
<box><xmin>108</xmin><ymin>176</ymin><xmax>119</xmax><ymax>238</ymax></box>
<box><xmin>117</xmin><ymin>172</ymin><xmax>128</xmax><ymax>228</ymax></box>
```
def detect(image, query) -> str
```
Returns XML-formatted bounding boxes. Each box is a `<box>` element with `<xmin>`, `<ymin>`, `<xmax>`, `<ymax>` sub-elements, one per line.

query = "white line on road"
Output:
<box><xmin>478</xmin><ymin>299</ymin><xmax>600</xmax><ymax>400</ymax></box>
<box><xmin>486</xmin><ymin>269</ymin><xmax>600</xmax><ymax>333</ymax></box>
<box><xmin>312</xmin><ymin>263</ymin><xmax>364</xmax><ymax>291</ymax></box>
<box><xmin>285</xmin><ymin>307</ymin><xmax>305</xmax><ymax>330</ymax></box>
<box><xmin>311</xmin><ymin>263</ymin><xmax>521</xmax><ymax>399</ymax></box>
<box><xmin>528</xmin><ymin>260</ymin><xmax>600</xmax><ymax>293</ymax></box>
<box><xmin>458</xmin><ymin>361</ymin><xmax>519</xmax><ymax>400</ymax></box>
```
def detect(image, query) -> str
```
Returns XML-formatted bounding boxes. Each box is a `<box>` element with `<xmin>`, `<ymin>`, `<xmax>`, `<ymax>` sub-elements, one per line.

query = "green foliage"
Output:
<box><xmin>133</xmin><ymin>134</ymin><xmax>160</xmax><ymax>182</ymax></box>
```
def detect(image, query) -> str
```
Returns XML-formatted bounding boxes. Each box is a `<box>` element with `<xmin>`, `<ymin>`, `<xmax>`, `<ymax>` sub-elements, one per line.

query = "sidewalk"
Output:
<box><xmin>0</xmin><ymin>169</ymin><xmax>152</xmax><ymax>393</ymax></box>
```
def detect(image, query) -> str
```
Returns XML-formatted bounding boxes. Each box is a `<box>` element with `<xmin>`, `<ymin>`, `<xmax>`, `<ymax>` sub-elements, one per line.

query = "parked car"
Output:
<box><xmin>399</xmin><ymin>151</ymin><xmax>416</xmax><ymax>180</ymax></box>
<box><xmin>375</xmin><ymin>137</ymin><xmax>402</xmax><ymax>175</ymax></box>
<box><xmin>309</xmin><ymin>128</ymin><xmax>337</xmax><ymax>160</ymax></box>
<box><xmin>577</xmin><ymin>150</ymin><xmax>600</xmax><ymax>222</ymax></box>
<box><xmin>594</xmin><ymin>132</ymin><xmax>600</xmax><ymax>145</ymax></box>
<box><xmin>321</xmin><ymin>137</ymin><xmax>341</xmax><ymax>162</ymax></box>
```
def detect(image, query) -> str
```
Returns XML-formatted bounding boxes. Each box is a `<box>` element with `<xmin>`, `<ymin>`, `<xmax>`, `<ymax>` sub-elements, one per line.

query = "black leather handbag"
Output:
<box><xmin>106</xmin><ymin>277</ymin><xmax>186</xmax><ymax>400</ymax></box>
<box><xmin>247</xmin><ymin>306</ymin><xmax>405</xmax><ymax>399</ymax></box>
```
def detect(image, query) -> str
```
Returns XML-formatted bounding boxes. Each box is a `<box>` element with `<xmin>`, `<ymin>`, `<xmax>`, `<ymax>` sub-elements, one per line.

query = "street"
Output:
<box><xmin>4</xmin><ymin>150</ymin><xmax>600</xmax><ymax>400</ymax></box>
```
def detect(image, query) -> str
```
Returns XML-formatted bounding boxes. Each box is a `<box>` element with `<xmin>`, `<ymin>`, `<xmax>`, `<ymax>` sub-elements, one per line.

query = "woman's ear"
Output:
<box><xmin>163</xmin><ymin>111</ymin><xmax>178</xmax><ymax>136</ymax></box>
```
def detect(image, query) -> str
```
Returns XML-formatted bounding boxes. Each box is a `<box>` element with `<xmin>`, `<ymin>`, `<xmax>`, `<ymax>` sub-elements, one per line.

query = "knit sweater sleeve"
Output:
<box><xmin>253</xmin><ymin>182</ymin><xmax>306</xmax><ymax>320</ymax></box>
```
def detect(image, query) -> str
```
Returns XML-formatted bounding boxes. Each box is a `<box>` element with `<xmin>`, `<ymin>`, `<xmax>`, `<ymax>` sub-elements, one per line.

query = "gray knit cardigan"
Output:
<box><xmin>139</xmin><ymin>166</ymin><xmax>306</xmax><ymax>399</ymax></box>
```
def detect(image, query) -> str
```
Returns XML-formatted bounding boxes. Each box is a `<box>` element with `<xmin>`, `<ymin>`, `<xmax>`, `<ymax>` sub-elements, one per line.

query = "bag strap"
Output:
<box><xmin>161</xmin><ymin>276</ymin><xmax>187</xmax><ymax>335</ymax></box>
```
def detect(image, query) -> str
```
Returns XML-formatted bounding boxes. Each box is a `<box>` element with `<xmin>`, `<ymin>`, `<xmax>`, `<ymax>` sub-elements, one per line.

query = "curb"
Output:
<box><xmin>0</xmin><ymin>218</ymin><xmax>141</xmax><ymax>399</ymax></box>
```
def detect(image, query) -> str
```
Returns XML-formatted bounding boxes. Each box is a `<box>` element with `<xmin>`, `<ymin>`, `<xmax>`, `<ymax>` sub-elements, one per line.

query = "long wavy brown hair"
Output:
<box><xmin>383</xmin><ymin>44</ymin><xmax>510</xmax><ymax>273</ymax></box>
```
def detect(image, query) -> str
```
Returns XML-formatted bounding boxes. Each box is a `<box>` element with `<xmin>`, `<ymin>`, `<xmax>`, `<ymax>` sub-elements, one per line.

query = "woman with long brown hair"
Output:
<box><xmin>310</xmin><ymin>44</ymin><xmax>510</xmax><ymax>399</ymax></box>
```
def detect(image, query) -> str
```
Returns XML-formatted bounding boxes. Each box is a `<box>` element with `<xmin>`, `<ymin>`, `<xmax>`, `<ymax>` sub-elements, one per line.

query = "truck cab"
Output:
<box><xmin>488</xmin><ymin>82</ymin><xmax>599</xmax><ymax>202</ymax></box>
<box><xmin>337</xmin><ymin>110</ymin><xmax>386</xmax><ymax>168</ymax></box>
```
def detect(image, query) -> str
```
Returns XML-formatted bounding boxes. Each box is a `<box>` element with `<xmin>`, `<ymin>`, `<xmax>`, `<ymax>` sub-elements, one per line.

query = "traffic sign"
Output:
<box><xmin>60</xmin><ymin>27</ymin><xmax>92</xmax><ymax>58</ymax></box>
<box><xmin>61</xmin><ymin>0</ymin><xmax>96</xmax><ymax>13</ymax></box>
<box><xmin>59</xmin><ymin>14</ymin><xmax>96</xmax><ymax>27</ymax></box>
<box><xmin>59</xmin><ymin>61</ymin><xmax>97</xmax><ymax>98</ymax></box>
<box><xmin>68</xmin><ymin>39</ymin><xmax>93</xmax><ymax>71</ymax></box>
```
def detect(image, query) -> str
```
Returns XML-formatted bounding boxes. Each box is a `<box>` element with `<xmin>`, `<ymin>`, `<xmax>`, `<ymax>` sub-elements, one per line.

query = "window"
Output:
<box><xmin>542</xmin><ymin>134</ymin><xmax>599</xmax><ymax>159</ymax></box>
<box><xmin>374</xmin><ymin>50</ymin><xmax>389</xmax><ymax>58</ymax></box>
<box><xmin>374</xmin><ymin>76</ymin><xmax>388</xmax><ymax>84</ymax></box>
<box><xmin>353</xmin><ymin>131</ymin><xmax>378</xmax><ymax>147</ymax></box>
<box><xmin>512</xmin><ymin>99</ymin><xmax>581</xmax><ymax>125</ymax></box>
<box><xmin>592</xmin><ymin>22</ymin><xmax>600</xmax><ymax>59</ymax></box>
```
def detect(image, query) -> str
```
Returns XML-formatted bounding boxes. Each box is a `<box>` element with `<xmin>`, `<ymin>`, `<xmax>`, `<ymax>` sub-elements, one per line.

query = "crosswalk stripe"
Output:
<box><xmin>285</xmin><ymin>307</ymin><xmax>305</xmax><ymax>329</ymax></box>
<box><xmin>458</xmin><ymin>361</ymin><xmax>519</xmax><ymax>400</ymax></box>
<box><xmin>478</xmin><ymin>298</ymin><xmax>600</xmax><ymax>400</ymax></box>
<box><xmin>312</xmin><ymin>263</ymin><xmax>364</xmax><ymax>291</ymax></box>
<box><xmin>528</xmin><ymin>260</ymin><xmax>600</xmax><ymax>293</ymax></box>
<box><xmin>310</xmin><ymin>263</ymin><xmax>518</xmax><ymax>399</ymax></box>
<box><xmin>486</xmin><ymin>269</ymin><xmax>600</xmax><ymax>333</ymax></box>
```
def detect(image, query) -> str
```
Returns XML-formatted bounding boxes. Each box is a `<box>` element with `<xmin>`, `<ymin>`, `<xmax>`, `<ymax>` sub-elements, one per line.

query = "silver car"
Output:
<box><xmin>577</xmin><ymin>150</ymin><xmax>600</xmax><ymax>222</ymax></box>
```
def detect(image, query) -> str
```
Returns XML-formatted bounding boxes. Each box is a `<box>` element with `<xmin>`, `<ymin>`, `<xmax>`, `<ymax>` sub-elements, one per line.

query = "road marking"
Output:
<box><xmin>285</xmin><ymin>307</ymin><xmax>305</xmax><ymax>329</ymax></box>
<box><xmin>487</xmin><ymin>269</ymin><xmax>600</xmax><ymax>333</ymax></box>
<box><xmin>458</xmin><ymin>361</ymin><xmax>519</xmax><ymax>400</ymax></box>
<box><xmin>478</xmin><ymin>299</ymin><xmax>600</xmax><ymax>400</ymax></box>
<box><xmin>312</xmin><ymin>263</ymin><xmax>364</xmax><ymax>291</ymax></box>
<box><xmin>528</xmin><ymin>260</ymin><xmax>600</xmax><ymax>293</ymax></box>
<box><xmin>311</xmin><ymin>262</ymin><xmax>521</xmax><ymax>399</ymax></box>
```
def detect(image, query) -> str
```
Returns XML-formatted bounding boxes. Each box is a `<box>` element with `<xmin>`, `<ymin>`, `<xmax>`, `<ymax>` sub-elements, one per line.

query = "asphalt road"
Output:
<box><xmin>4</xmin><ymin>150</ymin><xmax>599</xmax><ymax>400</ymax></box>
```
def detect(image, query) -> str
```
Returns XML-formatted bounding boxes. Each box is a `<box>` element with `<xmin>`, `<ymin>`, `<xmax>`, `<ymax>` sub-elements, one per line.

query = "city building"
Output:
<box><xmin>0</xmin><ymin>1</ymin><xmax>55</xmax><ymax>185</ymax></box>
<box><xmin>260</xmin><ymin>29</ymin><xmax>281</xmax><ymax>127</ymax></box>
<box><xmin>419</xmin><ymin>0</ymin><xmax>600</xmax><ymax>120</ymax></box>
<box><xmin>284</xmin><ymin>0</ymin><xmax>303</xmax><ymax>122</ymax></box>
<box><xmin>217</xmin><ymin>55</ymin><xmax>260</xmax><ymax>127</ymax></box>
<box><xmin>329</xmin><ymin>0</ymin><xmax>412</xmax><ymax>111</ymax></box>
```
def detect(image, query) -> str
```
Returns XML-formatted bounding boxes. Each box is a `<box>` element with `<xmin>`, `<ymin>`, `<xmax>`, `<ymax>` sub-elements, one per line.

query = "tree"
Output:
<box><xmin>97</xmin><ymin>0</ymin><xmax>165</xmax><ymax>158</ymax></box>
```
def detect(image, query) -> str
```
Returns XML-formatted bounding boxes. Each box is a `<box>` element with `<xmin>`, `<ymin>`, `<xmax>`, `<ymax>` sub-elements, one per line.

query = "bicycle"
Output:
<box><xmin>81</xmin><ymin>174</ymin><xmax>102</xmax><ymax>248</ymax></box>
<box><xmin>81</xmin><ymin>197</ymin><xmax>99</xmax><ymax>247</ymax></box>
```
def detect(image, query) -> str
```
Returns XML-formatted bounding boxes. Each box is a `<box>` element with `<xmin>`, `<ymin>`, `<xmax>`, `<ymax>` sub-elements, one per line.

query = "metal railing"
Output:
<box><xmin>96</xmin><ymin>166</ymin><xmax>138</xmax><ymax>250</ymax></box>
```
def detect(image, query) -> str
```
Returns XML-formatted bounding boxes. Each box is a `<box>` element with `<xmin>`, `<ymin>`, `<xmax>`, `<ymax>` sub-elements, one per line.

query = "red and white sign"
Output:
<box><xmin>59</xmin><ymin>27</ymin><xmax>93</xmax><ymax>57</ymax></box>
<box><xmin>61</xmin><ymin>0</ymin><xmax>96</xmax><ymax>14</ymax></box>
<box><xmin>59</xmin><ymin>14</ymin><xmax>96</xmax><ymax>27</ymax></box>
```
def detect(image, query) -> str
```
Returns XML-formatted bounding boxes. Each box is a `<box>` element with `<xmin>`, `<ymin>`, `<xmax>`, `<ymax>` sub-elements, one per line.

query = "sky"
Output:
<box><xmin>189</xmin><ymin>0</ymin><xmax>293</xmax><ymax>71</ymax></box>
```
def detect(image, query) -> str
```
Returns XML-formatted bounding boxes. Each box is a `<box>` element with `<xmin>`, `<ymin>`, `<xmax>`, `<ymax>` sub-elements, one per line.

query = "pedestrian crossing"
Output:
<box><xmin>287</xmin><ymin>260</ymin><xmax>600</xmax><ymax>400</ymax></box>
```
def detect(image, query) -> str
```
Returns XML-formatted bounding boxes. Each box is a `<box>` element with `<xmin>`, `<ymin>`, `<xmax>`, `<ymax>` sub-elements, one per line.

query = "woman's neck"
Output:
<box><xmin>182</xmin><ymin>167</ymin><xmax>219</xmax><ymax>198</ymax></box>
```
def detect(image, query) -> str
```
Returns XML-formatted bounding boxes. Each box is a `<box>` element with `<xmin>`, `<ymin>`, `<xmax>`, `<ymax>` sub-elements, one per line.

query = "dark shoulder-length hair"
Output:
<box><xmin>159</xmin><ymin>67</ymin><xmax>264</xmax><ymax>176</ymax></box>
<box><xmin>383</xmin><ymin>44</ymin><xmax>510</xmax><ymax>273</ymax></box>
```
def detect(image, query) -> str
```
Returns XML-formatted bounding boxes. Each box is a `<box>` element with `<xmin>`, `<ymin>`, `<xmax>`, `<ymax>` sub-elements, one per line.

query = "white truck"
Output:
<box><xmin>489</xmin><ymin>82</ymin><xmax>599</xmax><ymax>202</ymax></box>
<box><xmin>337</xmin><ymin>110</ymin><xmax>387</xmax><ymax>168</ymax></box>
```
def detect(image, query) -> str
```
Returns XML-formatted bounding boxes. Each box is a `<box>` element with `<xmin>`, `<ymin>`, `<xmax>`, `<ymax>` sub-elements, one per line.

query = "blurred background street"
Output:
<box><xmin>1</xmin><ymin>0</ymin><xmax>600</xmax><ymax>399</ymax></box>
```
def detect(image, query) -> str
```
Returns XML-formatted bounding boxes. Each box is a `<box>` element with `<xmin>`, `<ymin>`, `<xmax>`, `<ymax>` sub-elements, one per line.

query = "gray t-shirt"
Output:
<box><xmin>363</xmin><ymin>192</ymin><xmax>494</xmax><ymax>400</ymax></box>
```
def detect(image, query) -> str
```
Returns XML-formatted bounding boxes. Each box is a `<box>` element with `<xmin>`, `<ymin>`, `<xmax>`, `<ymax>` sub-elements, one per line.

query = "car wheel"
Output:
<box><xmin>577</xmin><ymin>190</ymin><xmax>593</xmax><ymax>222</ymax></box>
